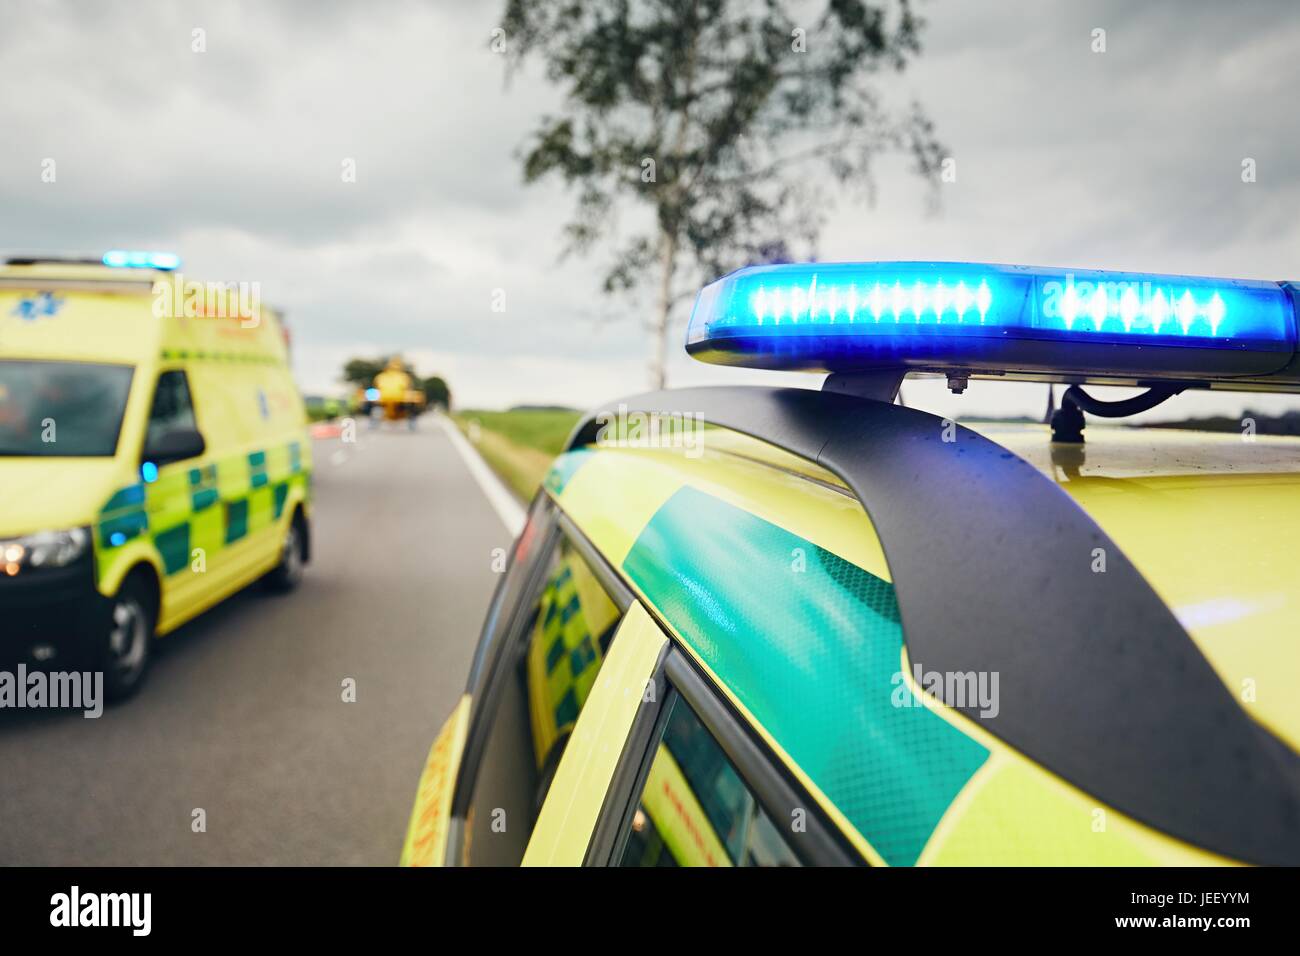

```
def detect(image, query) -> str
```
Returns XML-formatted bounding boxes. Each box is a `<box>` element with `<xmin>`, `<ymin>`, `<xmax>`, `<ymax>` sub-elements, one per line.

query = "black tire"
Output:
<box><xmin>263</xmin><ymin>512</ymin><xmax>307</xmax><ymax>593</ymax></box>
<box><xmin>98</xmin><ymin>573</ymin><xmax>157</xmax><ymax>703</ymax></box>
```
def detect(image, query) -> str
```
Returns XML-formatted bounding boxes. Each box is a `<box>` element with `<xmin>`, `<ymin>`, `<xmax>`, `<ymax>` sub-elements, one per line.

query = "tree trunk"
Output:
<box><xmin>650</xmin><ymin>227</ymin><xmax>677</xmax><ymax>390</ymax></box>
<box><xmin>649</xmin><ymin>3</ymin><xmax>695</xmax><ymax>391</ymax></box>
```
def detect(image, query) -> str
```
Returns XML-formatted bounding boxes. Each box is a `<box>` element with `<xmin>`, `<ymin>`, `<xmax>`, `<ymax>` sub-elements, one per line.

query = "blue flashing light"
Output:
<box><xmin>687</xmin><ymin>262</ymin><xmax>1297</xmax><ymax>376</ymax></box>
<box><xmin>102</xmin><ymin>250</ymin><xmax>181</xmax><ymax>270</ymax></box>
<box><xmin>141</xmin><ymin>461</ymin><xmax>159</xmax><ymax>483</ymax></box>
<box><xmin>110</xmin><ymin>532</ymin><xmax>127</xmax><ymax>547</ymax></box>
<box><xmin>365</xmin><ymin>388</ymin><xmax>381</xmax><ymax>402</ymax></box>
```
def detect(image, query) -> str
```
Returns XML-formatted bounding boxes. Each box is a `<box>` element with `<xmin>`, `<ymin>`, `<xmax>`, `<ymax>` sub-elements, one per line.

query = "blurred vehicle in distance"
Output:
<box><xmin>0</xmin><ymin>252</ymin><xmax>313</xmax><ymax>700</ymax></box>
<box><xmin>303</xmin><ymin>394</ymin><xmax>345</xmax><ymax>422</ymax></box>
<box><xmin>365</xmin><ymin>357</ymin><xmax>425</xmax><ymax>430</ymax></box>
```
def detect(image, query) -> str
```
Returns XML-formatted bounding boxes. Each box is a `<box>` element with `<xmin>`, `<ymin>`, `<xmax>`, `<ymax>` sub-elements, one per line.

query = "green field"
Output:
<box><xmin>454</xmin><ymin>408</ymin><xmax>583</xmax><ymax>502</ymax></box>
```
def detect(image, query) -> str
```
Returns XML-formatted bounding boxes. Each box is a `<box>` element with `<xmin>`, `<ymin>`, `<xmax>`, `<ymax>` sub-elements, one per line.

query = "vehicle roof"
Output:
<box><xmin>968</xmin><ymin>421</ymin><xmax>1300</xmax><ymax>754</ymax></box>
<box><xmin>0</xmin><ymin>261</ymin><xmax>162</xmax><ymax>285</ymax></box>
<box><xmin>545</xmin><ymin>419</ymin><xmax>1299</xmax><ymax>864</ymax></box>
<box><xmin>0</xmin><ymin>262</ymin><xmax>286</xmax><ymax>366</ymax></box>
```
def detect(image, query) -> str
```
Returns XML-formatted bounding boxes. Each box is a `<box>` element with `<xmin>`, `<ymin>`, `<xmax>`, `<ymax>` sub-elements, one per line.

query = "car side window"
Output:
<box><xmin>618</xmin><ymin>694</ymin><xmax>801</xmax><ymax>867</ymax></box>
<box><xmin>462</xmin><ymin>532</ymin><xmax>623</xmax><ymax>866</ymax></box>
<box><xmin>464</xmin><ymin>493</ymin><xmax>556</xmax><ymax>702</ymax></box>
<box><xmin>145</xmin><ymin>370</ymin><xmax>197</xmax><ymax>450</ymax></box>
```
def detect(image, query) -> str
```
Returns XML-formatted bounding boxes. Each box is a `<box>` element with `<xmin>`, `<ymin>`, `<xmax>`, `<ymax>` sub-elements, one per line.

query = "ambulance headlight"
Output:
<box><xmin>686</xmin><ymin>261</ymin><xmax>1300</xmax><ymax>389</ymax></box>
<box><xmin>1</xmin><ymin>527</ymin><xmax>90</xmax><ymax>574</ymax></box>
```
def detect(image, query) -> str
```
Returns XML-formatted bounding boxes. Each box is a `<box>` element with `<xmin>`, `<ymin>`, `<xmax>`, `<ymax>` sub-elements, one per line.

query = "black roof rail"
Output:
<box><xmin>3</xmin><ymin>255</ymin><xmax>106</xmax><ymax>267</ymax></box>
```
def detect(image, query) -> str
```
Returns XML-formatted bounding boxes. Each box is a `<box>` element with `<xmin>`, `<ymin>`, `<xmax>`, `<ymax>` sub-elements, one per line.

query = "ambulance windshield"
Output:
<box><xmin>0</xmin><ymin>360</ymin><xmax>134</xmax><ymax>457</ymax></box>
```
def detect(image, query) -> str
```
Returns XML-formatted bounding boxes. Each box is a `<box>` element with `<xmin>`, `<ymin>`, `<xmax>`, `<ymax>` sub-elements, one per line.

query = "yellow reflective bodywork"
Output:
<box><xmin>401</xmin><ymin>694</ymin><xmax>472</xmax><ymax>867</ymax></box>
<box><xmin>549</xmin><ymin>426</ymin><xmax>1293</xmax><ymax>865</ymax></box>
<box><xmin>523</xmin><ymin>602</ymin><xmax>667</xmax><ymax>866</ymax></box>
<box><xmin>896</xmin><ymin>647</ymin><xmax>1233</xmax><ymax>866</ymax></box>
<box><xmin>969</xmin><ymin>423</ymin><xmax>1300</xmax><ymax>754</ymax></box>
<box><xmin>553</xmin><ymin>443</ymin><xmax>890</xmax><ymax>863</ymax></box>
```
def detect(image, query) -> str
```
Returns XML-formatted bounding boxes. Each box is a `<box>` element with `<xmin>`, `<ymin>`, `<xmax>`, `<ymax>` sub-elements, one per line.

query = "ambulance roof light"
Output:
<box><xmin>102</xmin><ymin>250</ymin><xmax>181</xmax><ymax>271</ymax></box>
<box><xmin>686</xmin><ymin>261</ymin><xmax>1300</xmax><ymax>391</ymax></box>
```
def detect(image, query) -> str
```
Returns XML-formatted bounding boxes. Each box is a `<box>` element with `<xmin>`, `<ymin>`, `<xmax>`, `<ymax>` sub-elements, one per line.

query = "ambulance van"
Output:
<box><xmin>0</xmin><ymin>252</ymin><xmax>312</xmax><ymax>701</ymax></box>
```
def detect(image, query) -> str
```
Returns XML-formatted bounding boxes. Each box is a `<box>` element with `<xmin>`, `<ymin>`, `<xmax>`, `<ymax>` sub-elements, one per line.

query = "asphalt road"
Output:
<box><xmin>0</xmin><ymin>421</ymin><xmax>512</xmax><ymax>865</ymax></box>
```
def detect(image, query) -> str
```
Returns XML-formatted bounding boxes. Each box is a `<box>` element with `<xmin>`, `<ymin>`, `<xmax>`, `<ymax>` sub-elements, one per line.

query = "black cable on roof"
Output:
<box><xmin>1064</xmin><ymin>383</ymin><xmax>1184</xmax><ymax>418</ymax></box>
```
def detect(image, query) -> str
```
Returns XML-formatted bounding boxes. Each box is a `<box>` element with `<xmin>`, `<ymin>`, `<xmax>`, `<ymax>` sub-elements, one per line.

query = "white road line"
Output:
<box><xmin>436</xmin><ymin>413</ymin><xmax>526</xmax><ymax>536</ymax></box>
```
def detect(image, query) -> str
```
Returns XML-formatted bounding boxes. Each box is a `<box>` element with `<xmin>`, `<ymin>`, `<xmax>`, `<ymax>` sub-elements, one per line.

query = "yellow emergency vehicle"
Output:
<box><xmin>368</xmin><ymin>358</ymin><xmax>425</xmax><ymax>428</ymax></box>
<box><xmin>0</xmin><ymin>252</ymin><xmax>312</xmax><ymax>700</ymax></box>
<box><xmin>402</xmin><ymin>260</ymin><xmax>1300</xmax><ymax>867</ymax></box>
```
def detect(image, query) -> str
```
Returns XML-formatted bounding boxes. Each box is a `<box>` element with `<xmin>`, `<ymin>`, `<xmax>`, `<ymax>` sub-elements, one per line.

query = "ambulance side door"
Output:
<box><xmin>139</xmin><ymin>368</ymin><xmax>220</xmax><ymax>623</ymax></box>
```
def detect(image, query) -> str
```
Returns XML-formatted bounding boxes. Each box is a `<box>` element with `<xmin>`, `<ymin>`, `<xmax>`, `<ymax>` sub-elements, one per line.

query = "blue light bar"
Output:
<box><xmin>687</xmin><ymin>262</ymin><xmax>1299</xmax><ymax>383</ymax></box>
<box><xmin>102</xmin><ymin>249</ymin><xmax>181</xmax><ymax>270</ymax></box>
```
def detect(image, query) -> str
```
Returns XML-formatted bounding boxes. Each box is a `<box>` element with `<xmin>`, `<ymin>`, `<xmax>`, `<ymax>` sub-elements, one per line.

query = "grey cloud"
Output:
<box><xmin>1</xmin><ymin>0</ymin><xmax>1298</xmax><ymax>413</ymax></box>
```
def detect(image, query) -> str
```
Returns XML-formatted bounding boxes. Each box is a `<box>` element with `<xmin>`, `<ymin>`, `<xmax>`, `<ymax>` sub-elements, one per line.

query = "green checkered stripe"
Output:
<box><xmin>97</xmin><ymin>440</ymin><xmax>308</xmax><ymax>578</ymax></box>
<box><xmin>536</xmin><ymin>562</ymin><xmax>605</xmax><ymax>733</ymax></box>
<box><xmin>159</xmin><ymin>348</ymin><xmax>287</xmax><ymax>367</ymax></box>
<box><xmin>622</xmin><ymin>485</ymin><xmax>989</xmax><ymax>866</ymax></box>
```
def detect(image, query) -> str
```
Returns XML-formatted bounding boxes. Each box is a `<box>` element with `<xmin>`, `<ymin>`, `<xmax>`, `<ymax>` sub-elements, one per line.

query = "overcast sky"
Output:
<box><xmin>3</xmin><ymin>0</ymin><xmax>1299</xmax><ymax>421</ymax></box>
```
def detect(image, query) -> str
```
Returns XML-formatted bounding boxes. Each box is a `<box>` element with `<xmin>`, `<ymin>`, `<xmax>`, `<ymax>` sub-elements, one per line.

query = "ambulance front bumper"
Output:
<box><xmin>0</xmin><ymin>552</ymin><xmax>107</xmax><ymax>666</ymax></box>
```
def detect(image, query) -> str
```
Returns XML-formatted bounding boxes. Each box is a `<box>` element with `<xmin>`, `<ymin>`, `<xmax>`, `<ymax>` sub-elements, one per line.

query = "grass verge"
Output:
<box><xmin>453</xmin><ymin>408</ymin><xmax>583</xmax><ymax>502</ymax></box>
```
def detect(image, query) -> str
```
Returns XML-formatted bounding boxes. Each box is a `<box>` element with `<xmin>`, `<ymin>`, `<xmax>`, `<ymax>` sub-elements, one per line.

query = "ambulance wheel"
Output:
<box><xmin>264</xmin><ymin>512</ymin><xmax>307</xmax><ymax>593</ymax></box>
<box><xmin>99</xmin><ymin>573</ymin><xmax>156</xmax><ymax>703</ymax></box>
